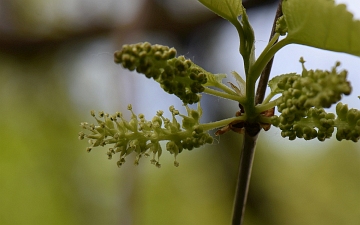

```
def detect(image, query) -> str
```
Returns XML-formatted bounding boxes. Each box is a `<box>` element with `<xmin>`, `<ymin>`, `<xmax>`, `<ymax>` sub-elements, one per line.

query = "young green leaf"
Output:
<box><xmin>282</xmin><ymin>0</ymin><xmax>360</xmax><ymax>56</ymax></box>
<box><xmin>268</xmin><ymin>73</ymin><xmax>297</xmax><ymax>95</ymax></box>
<box><xmin>203</xmin><ymin>72</ymin><xmax>227</xmax><ymax>87</ymax></box>
<box><xmin>231</xmin><ymin>71</ymin><xmax>246</xmax><ymax>93</ymax></box>
<box><xmin>239</xmin><ymin>6</ymin><xmax>255</xmax><ymax>72</ymax></box>
<box><xmin>198</xmin><ymin>0</ymin><xmax>242</xmax><ymax>24</ymax></box>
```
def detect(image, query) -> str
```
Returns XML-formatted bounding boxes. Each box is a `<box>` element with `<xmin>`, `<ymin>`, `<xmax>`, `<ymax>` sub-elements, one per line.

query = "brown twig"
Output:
<box><xmin>231</xmin><ymin>124</ymin><xmax>260</xmax><ymax>225</ymax></box>
<box><xmin>255</xmin><ymin>0</ymin><xmax>283</xmax><ymax>105</ymax></box>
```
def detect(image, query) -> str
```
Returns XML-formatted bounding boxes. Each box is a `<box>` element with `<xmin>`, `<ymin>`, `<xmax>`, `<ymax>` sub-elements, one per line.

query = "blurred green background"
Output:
<box><xmin>1</xmin><ymin>0</ymin><xmax>359</xmax><ymax>224</ymax></box>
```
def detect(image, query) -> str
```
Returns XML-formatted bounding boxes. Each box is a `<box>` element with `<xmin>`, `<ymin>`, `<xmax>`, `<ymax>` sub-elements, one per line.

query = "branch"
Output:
<box><xmin>255</xmin><ymin>0</ymin><xmax>283</xmax><ymax>105</ymax></box>
<box><xmin>231</xmin><ymin>128</ymin><xmax>259</xmax><ymax>225</ymax></box>
<box><xmin>231</xmin><ymin>1</ymin><xmax>283</xmax><ymax>225</ymax></box>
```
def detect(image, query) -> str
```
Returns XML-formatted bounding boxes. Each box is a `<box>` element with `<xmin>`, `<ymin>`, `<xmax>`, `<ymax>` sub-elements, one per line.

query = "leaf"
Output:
<box><xmin>204</xmin><ymin>73</ymin><xmax>227</xmax><ymax>87</ymax></box>
<box><xmin>268</xmin><ymin>73</ymin><xmax>297</xmax><ymax>94</ymax></box>
<box><xmin>282</xmin><ymin>0</ymin><xmax>360</xmax><ymax>56</ymax></box>
<box><xmin>198</xmin><ymin>0</ymin><xmax>242</xmax><ymax>23</ymax></box>
<box><xmin>228</xmin><ymin>82</ymin><xmax>243</xmax><ymax>96</ymax></box>
<box><xmin>239</xmin><ymin>6</ymin><xmax>255</xmax><ymax>70</ymax></box>
<box><xmin>231</xmin><ymin>71</ymin><xmax>246</xmax><ymax>94</ymax></box>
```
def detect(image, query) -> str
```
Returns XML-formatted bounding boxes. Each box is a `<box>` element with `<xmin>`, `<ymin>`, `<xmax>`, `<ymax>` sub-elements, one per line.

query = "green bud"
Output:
<box><xmin>275</xmin><ymin>16</ymin><xmax>288</xmax><ymax>35</ymax></box>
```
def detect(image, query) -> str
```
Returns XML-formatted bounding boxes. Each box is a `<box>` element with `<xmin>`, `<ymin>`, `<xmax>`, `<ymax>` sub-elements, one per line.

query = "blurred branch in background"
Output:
<box><xmin>0</xmin><ymin>0</ymin><xmax>277</xmax><ymax>52</ymax></box>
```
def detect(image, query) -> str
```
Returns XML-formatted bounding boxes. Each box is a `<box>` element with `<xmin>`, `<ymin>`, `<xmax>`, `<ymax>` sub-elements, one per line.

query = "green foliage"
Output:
<box><xmin>239</xmin><ymin>5</ymin><xmax>255</xmax><ymax>73</ymax></box>
<box><xmin>282</xmin><ymin>0</ymin><xmax>360</xmax><ymax>56</ymax></box>
<box><xmin>198</xmin><ymin>0</ymin><xmax>243</xmax><ymax>25</ymax></box>
<box><xmin>79</xmin><ymin>103</ymin><xmax>213</xmax><ymax>167</ymax></box>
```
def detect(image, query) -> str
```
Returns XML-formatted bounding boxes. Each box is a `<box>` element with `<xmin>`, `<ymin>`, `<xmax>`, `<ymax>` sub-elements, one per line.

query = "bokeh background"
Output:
<box><xmin>1</xmin><ymin>0</ymin><xmax>359</xmax><ymax>224</ymax></box>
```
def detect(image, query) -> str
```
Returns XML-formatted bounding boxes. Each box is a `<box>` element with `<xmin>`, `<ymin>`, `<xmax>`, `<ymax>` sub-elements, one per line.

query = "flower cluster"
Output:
<box><xmin>275</xmin><ymin>16</ymin><xmax>288</xmax><ymax>36</ymax></box>
<box><xmin>270</xmin><ymin>58</ymin><xmax>357</xmax><ymax>141</ymax></box>
<box><xmin>273</xmin><ymin>107</ymin><xmax>336</xmax><ymax>141</ymax></box>
<box><xmin>114</xmin><ymin>42</ymin><xmax>208</xmax><ymax>104</ymax></box>
<box><xmin>335</xmin><ymin>103</ymin><xmax>360</xmax><ymax>142</ymax></box>
<box><xmin>78</xmin><ymin>103</ymin><xmax>213</xmax><ymax>167</ymax></box>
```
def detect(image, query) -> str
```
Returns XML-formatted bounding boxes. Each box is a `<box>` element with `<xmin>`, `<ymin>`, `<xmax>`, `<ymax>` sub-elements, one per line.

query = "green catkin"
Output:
<box><xmin>271</xmin><ymin>59</ymin><xmax>359</xmax><ymax>141</ymax></box>
<box><xmin>114</xmin><ymin>42</ymin><xmax>209</xmax><ymax>104</ymax></box>
<box><xmin>79</xmin><ymin>103</ymin><xmax>213</xmax><ymax>167</ymax></box>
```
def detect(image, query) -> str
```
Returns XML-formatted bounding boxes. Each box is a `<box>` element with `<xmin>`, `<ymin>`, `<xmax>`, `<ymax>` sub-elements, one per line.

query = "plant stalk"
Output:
<box><xmin>231</xmin><ymin>1</ymin><xmax>283</xmax><ymax>225</ymax></box>
<box><xmin>231</xmin><ymin>129</ymin><xmax>259</xmax><ymax>225</ymax></box>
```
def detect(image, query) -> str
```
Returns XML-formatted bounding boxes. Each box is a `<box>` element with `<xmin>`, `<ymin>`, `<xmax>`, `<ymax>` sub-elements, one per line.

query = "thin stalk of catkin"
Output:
<box><xmin>231</xmin><ymin>1</ymin><xmax>283</xmax><ymax>225</ymax></box>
